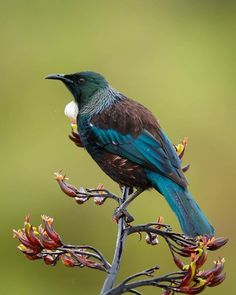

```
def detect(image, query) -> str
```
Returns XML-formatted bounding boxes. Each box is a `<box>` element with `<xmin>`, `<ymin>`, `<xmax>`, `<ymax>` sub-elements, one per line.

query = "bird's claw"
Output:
<box><xmin>113</xmin><ymin>208</ymin><xmax>134</xmax><ymax>223</ymax></box>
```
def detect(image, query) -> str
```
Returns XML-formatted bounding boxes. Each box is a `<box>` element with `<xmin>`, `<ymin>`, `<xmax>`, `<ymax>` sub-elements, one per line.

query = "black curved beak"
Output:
<box><xmin>45</xmin><ymin>74</ymin><xmax>73</xmax><ymax>84</ymax></box>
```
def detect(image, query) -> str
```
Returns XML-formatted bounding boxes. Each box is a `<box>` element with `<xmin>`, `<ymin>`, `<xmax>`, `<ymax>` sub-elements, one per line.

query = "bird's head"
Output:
<box><xmin>45</xmin><ymin>71</ymin><xmax>109</xmax><ymax>108</ymax></box>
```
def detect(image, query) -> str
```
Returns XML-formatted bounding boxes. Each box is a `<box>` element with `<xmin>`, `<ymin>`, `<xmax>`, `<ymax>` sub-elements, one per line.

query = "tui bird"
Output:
<box><xmin>46</xmin><ymin>71</ymin><xmax>214</xmax><ymax>237</ymax></box>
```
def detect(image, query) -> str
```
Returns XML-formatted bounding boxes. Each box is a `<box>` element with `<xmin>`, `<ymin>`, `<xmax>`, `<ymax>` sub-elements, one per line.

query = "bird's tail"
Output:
<box><xmin>147</xmin><ymin>172</ymin><xmax>215</xmax><ymax>237</ymax></box>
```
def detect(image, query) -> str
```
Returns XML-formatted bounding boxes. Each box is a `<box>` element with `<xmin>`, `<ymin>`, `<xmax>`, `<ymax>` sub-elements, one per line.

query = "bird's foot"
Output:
<box><xmin>112</xmin><ymin>207</ymin><xmax>134</xmax><ymax>223</ymax></box>
<box><xmin>112</xmin><ymin>187</ymin><xmax>145</xmax><ymax>223</ymax></box>
<box><xmin>119</xmin><ymin>185</ymin><xmax>134</xmax><ymax>195</ymax></box>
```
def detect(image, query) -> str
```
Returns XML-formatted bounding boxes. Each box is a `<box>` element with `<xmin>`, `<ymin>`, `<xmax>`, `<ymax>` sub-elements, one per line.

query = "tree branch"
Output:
<box><xmin>100</xmin><ymin>187</ymin><xmax>130</xmax><ymax>294</ymax></box>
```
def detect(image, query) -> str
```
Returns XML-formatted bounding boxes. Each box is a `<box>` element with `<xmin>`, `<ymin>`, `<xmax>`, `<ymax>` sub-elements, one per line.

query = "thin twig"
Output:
<box><xmin>62</xmin><ymin>245</ymin><xmax>111</xmax><ymax>270</ymax></box>
<box><xmin>127</xmin><ymin>290</ymin><xmax>142</xmax><ymax>295</ymax></box>
<box><xmin>104</xmin><ymin>272</ymin><xmax>185</xmax><ymax>295</ymax></box>
<box><xmin>121</xmin><ymin>266</ymin><xmax>159</xmax><ymax>285</ymax></box>
<box><xmin>126</xmin><ymin>225</ymin><xmax>195</xmax><ymax>245</ymax></box>
<box><xmin>85</xmin><ymin>189</ymin><xmax>121</xmax><ymax>203</ymax></box>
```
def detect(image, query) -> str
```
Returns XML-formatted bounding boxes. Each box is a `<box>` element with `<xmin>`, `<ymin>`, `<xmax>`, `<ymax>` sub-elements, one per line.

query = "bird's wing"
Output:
<box><xmin>89</xmin><ymin>98</ymin><xmax>187</xmax><ymax>188</ymax></box>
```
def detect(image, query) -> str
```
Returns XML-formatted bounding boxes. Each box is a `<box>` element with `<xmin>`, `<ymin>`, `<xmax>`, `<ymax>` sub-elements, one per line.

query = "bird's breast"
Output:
<box><xmin>77</xmin><ymin>117</ymin><xmax>101</xmax><ymax>157</ymax></box>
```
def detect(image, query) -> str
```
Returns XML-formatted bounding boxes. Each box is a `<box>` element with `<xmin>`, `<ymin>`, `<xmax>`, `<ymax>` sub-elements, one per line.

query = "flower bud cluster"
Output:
<box><xmin>13</xmin><ymin>215</ymin><xmax>62</xmax><ymax>261</ymax></box>
<box><xmin>161</xmin><ymin>236</ymin><xmax>228</xmax><ymax>294</ymax></box>
<box><xmin>13</xmin><ymin>215</ymin><xmax>109</xmax><ymax>271</ymax></box>
<box><xmin>54</xmin><ymin>172</ymin><xmax>108</xmax><ymax>206</ymax></box>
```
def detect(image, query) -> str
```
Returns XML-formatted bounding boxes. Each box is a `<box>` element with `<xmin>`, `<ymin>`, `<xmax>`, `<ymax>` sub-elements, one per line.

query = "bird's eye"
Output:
<box><xmin>78</xmin><ymin>78</ymin><xmax>86</xmax><ymax>84</ymax></box>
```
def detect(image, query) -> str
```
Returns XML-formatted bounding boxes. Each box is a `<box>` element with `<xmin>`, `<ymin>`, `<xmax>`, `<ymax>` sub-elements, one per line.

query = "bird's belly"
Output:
<box><xmin>92</xmin><ymin>150</ymin><xmax>149</xmax><ymax>188</ymax></box>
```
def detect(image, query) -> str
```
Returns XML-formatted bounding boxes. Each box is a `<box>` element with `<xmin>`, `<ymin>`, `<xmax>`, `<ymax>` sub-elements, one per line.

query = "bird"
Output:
<box><xmin>46</xmin><ymin>71</ymin><xmax>215</xmax><ymax>237</ymax></box>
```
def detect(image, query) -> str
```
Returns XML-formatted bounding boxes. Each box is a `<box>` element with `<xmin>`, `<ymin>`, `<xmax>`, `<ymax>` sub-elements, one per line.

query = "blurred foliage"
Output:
<box><xmin>0</xmin><ymin>1</ymin><xmax>235</xmax><ymax>294</ymax></box>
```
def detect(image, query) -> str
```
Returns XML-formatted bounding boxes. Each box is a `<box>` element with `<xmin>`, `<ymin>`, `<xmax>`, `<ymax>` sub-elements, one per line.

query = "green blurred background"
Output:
<box><xmin>1</xmin><ymin>1</ymin><xmax>235</xmax><ymax>294</ymax></box>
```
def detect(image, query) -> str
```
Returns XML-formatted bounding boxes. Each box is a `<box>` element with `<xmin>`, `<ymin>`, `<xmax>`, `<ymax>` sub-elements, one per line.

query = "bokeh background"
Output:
<box><xmin>1</xmin><ymin>1</ymin><xmax>235</xmax><ymax>294</ymax></box>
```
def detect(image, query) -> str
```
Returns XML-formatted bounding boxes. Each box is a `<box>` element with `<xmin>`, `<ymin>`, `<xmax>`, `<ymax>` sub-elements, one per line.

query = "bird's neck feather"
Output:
<box><xmin>79</xmin><ymin>86</ymin><xmax>122</xmax><ymax>117</ymax></box>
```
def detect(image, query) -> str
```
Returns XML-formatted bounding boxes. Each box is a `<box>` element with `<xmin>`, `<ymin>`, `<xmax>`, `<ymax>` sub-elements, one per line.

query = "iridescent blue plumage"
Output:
<box><xmin>85</xmin><ymin>123</ymin><xmax>214</xmax><ymax>237</ymax></box>
<box><xmin>46</xmin><ymin>71</ymin><xmax>215</xmax><ymax>237</ymax></box>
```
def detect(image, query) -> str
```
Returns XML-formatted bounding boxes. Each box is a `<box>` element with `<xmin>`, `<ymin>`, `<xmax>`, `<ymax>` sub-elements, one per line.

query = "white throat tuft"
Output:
<box><xmin>64</xmin><ymin>101</ymin><xmax>79</xmax><ymax>120</ymax></box>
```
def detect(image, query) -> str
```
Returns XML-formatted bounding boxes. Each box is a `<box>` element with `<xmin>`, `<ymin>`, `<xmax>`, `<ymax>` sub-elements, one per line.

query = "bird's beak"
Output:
<box><xmin>45</xmin><ymin>74</ymin><xmax>73</xmax><ymax>84</ymax></box>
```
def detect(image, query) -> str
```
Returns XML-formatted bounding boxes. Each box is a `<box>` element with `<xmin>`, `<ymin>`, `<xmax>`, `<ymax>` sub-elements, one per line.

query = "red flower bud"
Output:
<box><xmin>44</xmin><ymin>255</ymin><xmax>55</xmax><ymax>265</ymax></box>
<box><xmin>200</xmin><ymin>258</ymin><xmax>225</xmax><ymax>279</ymax></box>
<box><xmin>208</xmin><ymin>273</ymin><xmax>226</xmax><ymax>287</ymax></box>
<box><xmin>94</xmin><ymin>196</ymin><xmax>106</xmax><ymax>205</ymax></box>
<box><xmin>207</xmin><ymin>237</ymin><xmax>228</xmax><ymax>251</ymax></box>
<box><xmin>177</xmin><ymin>285</ymin><xmax>206</xmax><ymax>294</ymax></box>
<box><xmin>145</xmin><ymin>233</ymin><xmax>159</xmax><ymax>245</ymax></box>
<box><xmin>172</xmin><ymin>253</ymin><xmax>185</xmax><ymax>270</ymax></box>
<box><xmin>24</xmin><ymin>253</ymin><xmax>40</xmax><ymax>260</ymax></box>
<box><xmin>13</xmin><ymin>215</ymin><xmax>43</xmax><ymax>255</ymax></box>
<box><xmin>54</xmin><ymin>172</ymin><xmax>79</xmax><ymax>197</ymax></box>
<box><xmin>94</xmin><ymin>184</ymin><xmax>107</xmax><ymax>205</ymax></box>
<box><xmin>24</xmin><ymin>223</ymin><xmax>42</xmax><ymax>250</ymax></box>
<box><xmin>41</xmin><ymin>215</ymin><xmax>62</xmax><ymax>247</ymax></box>
<box><xmin>180</xmin><ymin>262</ymin><xmax>196</xmax><ymax>287</ymax></box>
<box><xmin>175</xmin><ymin>137</ymin><xmax>188</xmax><ymax>159</ymax></box>
<box><xmin>75</xmin><ymin>187</ymin><xmax>88</xmax><ymax>204</ymax></box>
<box><xmin>74</xmin><ymin>254</ymin><xmax>105</xmax><ymax>271</ymax></box>
<box><xmin>195</xmin><ymin>249</ymin><xmax>208</xmax><ymax>269</ymax></box>
<box><xmin>60</xmin><ymin>254</ymin><xmax>76</xmax><ymax>267</ymax></box>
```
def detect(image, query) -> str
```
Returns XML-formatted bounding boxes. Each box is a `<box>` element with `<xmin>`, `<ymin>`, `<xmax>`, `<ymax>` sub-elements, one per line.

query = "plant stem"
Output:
<box><xmin>100</xmin><ymin>187</ymin><xmax>129</xmax><ymax>294</ymax></box>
